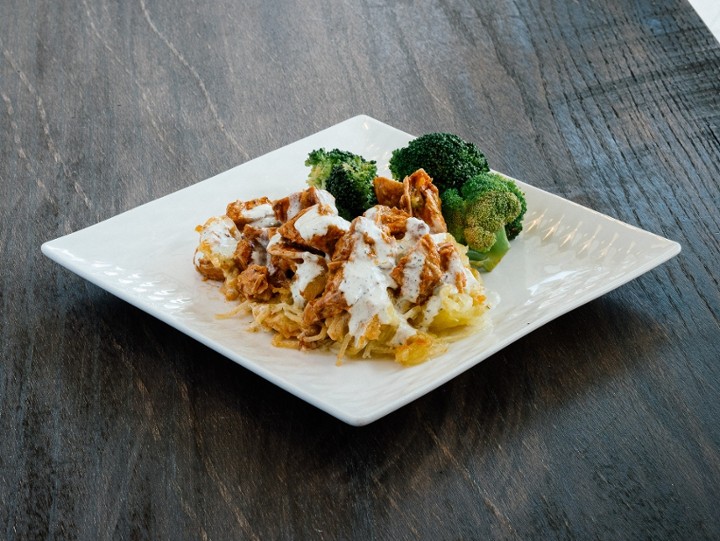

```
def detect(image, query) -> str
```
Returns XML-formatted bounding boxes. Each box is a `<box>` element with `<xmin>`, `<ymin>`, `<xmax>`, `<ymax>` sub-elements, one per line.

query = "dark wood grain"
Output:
<box><xmin>2</xmin><ymin>0</ymin><xmax>719</xmax><ymax>539</ymax></box>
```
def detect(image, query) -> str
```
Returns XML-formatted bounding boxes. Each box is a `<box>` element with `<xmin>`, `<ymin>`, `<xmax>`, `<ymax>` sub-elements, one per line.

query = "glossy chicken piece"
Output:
<box><xmin>390</xmin><ymin>234</ymin><xmax>443</xmax><ymax>304</ymax></box>
<box><xmin>437</xmin><ymin>241</ymin><xmax>468</xmax><ymax>292</ymax></box>
<box><xmin>302</xmin><ymin>267</ymin><xmax>349</xmax><ymax>326</ymax></box>
<box><xmin>373</xmin><ymin>176</ymin><xmax>405</xmax><ymax>208</ymax></box>
<box><xmin>363</xmin><ymin>205</ymin><xmax>412</xmax><ymax>239</ymax></box>
<box><xmin>272</xmin><ymin>186</ymin><xmax>336</xmax><ymax>223</ymax></box>
<box><xmin>277</xmin><ymin>202</ymin><xmax>350</xmax><ymax>255</ymax></box>
<box><xmin>226</xmin><ymin>196</ymin><xmax>279</xmax><ymax>229</ymax></box>
<box><xmin>374</xmin><ymin>169</ymin><xmax>446</xmax><ymax>233</ymax></box>
<box><xmin>237</xmin><ymin>264</ymin><xmax>273</xmax><ymax>301</ymax></box>
<box><xmin>193</xmin><ymin>216</ymin><xmax>241</xmax><ymax>281</ymax></box>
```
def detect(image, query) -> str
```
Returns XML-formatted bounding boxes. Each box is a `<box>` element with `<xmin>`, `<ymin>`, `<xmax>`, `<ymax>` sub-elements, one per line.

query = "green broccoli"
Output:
<box><xmin>304</xmin><ymin>148</ymin><xmax>378</xmax><ymax>220</ymax></box>
<box><xmin>388</xmin><ymin>132</ymin><xmax>489</xmax><ymax>193</ymax></box>
<box><xmin>501</xmin><ymin>178</ymin><xmax>527</xmax><ymax>241</ymax></box>
<box><xmin>443</xmin><ymin>172</ymin><xmax>526</xmax><ymax>272</ymax></box>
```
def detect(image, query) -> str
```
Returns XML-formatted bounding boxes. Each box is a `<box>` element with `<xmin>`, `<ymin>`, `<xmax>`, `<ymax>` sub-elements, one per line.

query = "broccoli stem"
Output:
<box><xmin>466</xmin><ymin>226</ymin><xmax>511</xmax><ymax>272</ymax></box>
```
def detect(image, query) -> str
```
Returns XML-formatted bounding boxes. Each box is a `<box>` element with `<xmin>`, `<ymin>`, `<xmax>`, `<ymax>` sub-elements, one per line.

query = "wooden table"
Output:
<box><xmin>2</xmin><ymin>0</ymin><xmax>719</xmax><ymax>538</ymax></box>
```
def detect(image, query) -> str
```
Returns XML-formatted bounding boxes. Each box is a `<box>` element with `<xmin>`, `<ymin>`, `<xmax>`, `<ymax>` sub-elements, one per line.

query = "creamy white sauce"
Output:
<box><xmin>242</xmin><ymin>203</ymin><xmax>279</xmax><ymax>228</ymax></box>
<box><xmin>287</xmin><ymin>192</ymin><xmax>302</xmax><ymax>220</ymax></box>
<box><xmin>422</xmin><ymin>283</ymin><xmax>458</xmax><ymax>325</ymax></box>
<box><xmin>395</xmin><ymin>218</ymin><xmax>433</xmax><ymax>303</ymax></box>
<box><xmin>422</xmin><ymin>290</ymin><xmax>445</xmax><ymax>324</ymax></box>
<box><xmin>430</xmin><ymin>232</ymin><xmax>450</xmax><ymax>244</ymax></box>
<box><xmin>405</xmin><ymin>217</ymin><xmax>430</xmax><ymax>240</ymax></box>
<box><xmin>264</xmin><ymin>231</ymin><xmax>283</xmax><ymax>275</ymax></box>
<box><xmin>398</xmin><ymin>250</ymin><xmax>426</xmax><ymax>303</ymax></box>
<box><xmin>265</xmin><ymin>231</ymin><xmax>282</xmax><ymax>251</ymax></box>
<box><xmin>294</xmin><ymin>204</ymin><xmax>350</xmax><ymax>241</ymax></box>
<box><xmin>390</xmin><ymin>317</ymin><xmax>418</xmax><ymax>346</ymax></box>
<box><xmin>314</xmin><ymin>188</ymin><xmax>336</xmax><ymax>206</ymax></box>
<box><xmin>362</xmin><ymin>206</ymin><xmax>379</xmax><ymax>221</ymax></box>
<box><xmin>290</xmin><ymin>253</ymin><xmax>324</xmax><ymax>307</ymax></box>
<box><xmin>335</xmin><ymin>211</ymin><xmax>484</xmax><ymax>346</ymax></box>
<box><xmin>251</xmin><ymin>247</ymin><xmax>266</xmax><ymax>266</ymax></box>
<box><xmin>249</xmin><ymin>228</ymin><xmax>273</xmax><ymax>266</ymax></box>
<box><xmin>339</xmin><ymin>216</ymin><xmax>411</xmax><ymax>345</ymax></box>
<box><xmin>441</xmin><ymin>249</ymin><xmax>481</xmax><ymax>292</ymax></box>
<box><xmin>199</xmin><ymin>216</ymin><xmax>239</xmax><ymax>261</ymax></box>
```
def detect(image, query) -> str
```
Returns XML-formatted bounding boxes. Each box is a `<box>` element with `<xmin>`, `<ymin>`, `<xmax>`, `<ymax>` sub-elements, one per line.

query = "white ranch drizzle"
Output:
<box><xmin>336</xmin><ymin>211</ymin><xmax>487</xmax><ymax>346</ymax></box>
<box><xmin>422</xmin><ymin>283</ymin><xmax>457</xmax><ymax>324</ymax></box>
<box><xmin>398</xmin><ymin>250</ymin><xmax>426</xmax><ymax>303</ymax></box>
<box><xmin>422</xmin><ymin>288</ymin><xmax>445</xmax><ymax>324</ymax></box>
<box><xmin>339</xmin><ymin>216</ymin><xmax>410</xmax><ymax>346</ymax></box>
<box><xmin>396</xmin><ymin>217</ymin><xmax>432</xmax><ymax>303</ymax></box>
<box><xmin>286</xmin><ymin>192</ymin><xmax>302</xmax><ymax>221</ymax></box>
<box><xmin>400</xmin><ymin>218</ymin><xmax>431</xmax><ymax>251</ymax></box>
<box><xmin>195</xmin><ymin>216</ymin><xmax>239</xmax><ymax>266</ymax></box>
<box><xmin>265</xmin><ymin>230</ymin><xmax>281</xmax><ymax>252</ymax></box>
<box><xmin>264</xmin><ymin>231</ymin><xmax>282</xmax><ymax>275</ymax></box>
<box><xmin>250</xmin><ymin>228</ymin><xmax>273</xmax><ymax>267</ymax></box>
<box><xmin>241</xmin><ymin>203</ymin><xmax>279</xmax><ymax>228</ymax></box>
<box><xmin>390</xmin><ymin>317</ymin><xmax>418</xmax><ymax>346</ymax></box>
<box><xmin>314</xmin><ymin>188</ymin><xmax>336</xmax><ymax>206</ymax></box>
<box><xmin>442</xmin><ymin>248</ymin><xmax>481</xmax><ymax>290</ymax></box>
<box><xmin>251</xmin><ymin>250</ymin><xmax>266</xmax><ymax>266</ymax></box>
<box><xmin>339</xmin><ymin>218</ymin><xmax>395</xmax><ymax>341</ymax></box>
<box><xmin>430</xmin><ymin>232</ymin><xmax>449</xmax><ymax>244</ymax></box>
<box><xmin>293</xmin><ymin>204</ymin><xmax>350</xmax><ymax>241</ymax></box>
<box><xmin>421</xmin><ymin>248</ymin><xmax>484</xmax><ymax>326</ymax></box>
<box><xmin>291</xmin><ymin>253</ymin><xmax>324</xmax><ymax>307</ymax></box>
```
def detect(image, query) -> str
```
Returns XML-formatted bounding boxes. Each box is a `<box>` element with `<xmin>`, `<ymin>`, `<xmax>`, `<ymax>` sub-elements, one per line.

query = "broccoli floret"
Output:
<box><xmin>389</xmin><ymin>132</ymin><xmax>489</xmax><ymax>193</ymax></box>
<box><xmin>325</xmin><ymin>162</ymin><xmax>378</xmax><ymax>220</ymax></box>
<box><xmin>443</xmin><ymin>172</ymin><xmax>525</xmax><ymax>272</ymax></box>
<box><xmin>304</xmin><ymin>148</ymin><xmax>378</xmax><ymax>220</ymax></box>
<box><xmin>461</xmin><ymin>171</ymin><xmax>527</xmax><ymax>240</ymax></box>
<box><xmin>502</xmin><ymin>179</ymin><xmax>527</xmax><ymax>240</ymax></box>
<box><xmin>305</xmin><ymin>148</ymin><xmax>362</xmax><ymax>189</ymax></box>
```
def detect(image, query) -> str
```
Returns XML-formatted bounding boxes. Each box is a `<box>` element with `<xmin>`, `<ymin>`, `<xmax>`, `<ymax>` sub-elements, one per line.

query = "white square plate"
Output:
<box><xmin>42</xmin><ymin>115</ymin><xmax>681</xmax><ymax>425</ymax></box>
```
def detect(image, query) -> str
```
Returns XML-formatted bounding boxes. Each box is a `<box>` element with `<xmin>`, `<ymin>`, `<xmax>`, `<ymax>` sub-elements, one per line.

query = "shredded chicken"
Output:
<box><xmin>237</xmin><ymin>264</ymin><xmax>273</xmax><ymax>301</ymax></box>
<box><xmin>374</xmin><ymin>169</ymin><xmax>446</xmax><ymax>233</ymax></box>
<box><xmin>272</xmin><ymin>186</ymin><xmax>334</xmax><ymax>222</ymax></box>
<box><xmin>391</xmin><ymin>233</ymin><xmax>444</xmax><ymax>305</ymax></box>
<box><xmin>277</xmin><ymin>202</ymin><xmax>349</xmax><ymax>254</ymax></box>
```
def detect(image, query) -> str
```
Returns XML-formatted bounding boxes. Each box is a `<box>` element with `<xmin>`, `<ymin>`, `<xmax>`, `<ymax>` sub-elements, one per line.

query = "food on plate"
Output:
<box><xmin>194</xmin><ymin>132</ymin><xmax>527</xmax><ymax>364</ymax></box>
<box><xmin>373</xmin><ymin>169</ymin><xmax>448</xmax><ymax>235</ymax></box>
<box><xmin>194</xmin><ymin>168</ymin><xmax>487</xmax><ymax>365</ymax></box>
<box><xmin>442</xmin><ymin>172</ymin><xmax>527</xmax><ymax>272</ymax></box>
<box><xmin>389</xmin><ymin>132</ymin><xmax>526</xmax><ymax>270</ymax></box>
